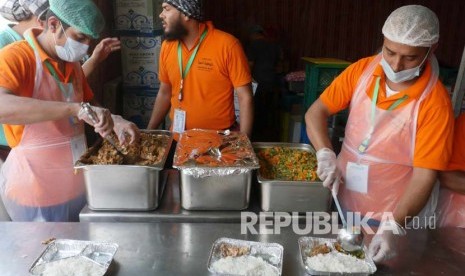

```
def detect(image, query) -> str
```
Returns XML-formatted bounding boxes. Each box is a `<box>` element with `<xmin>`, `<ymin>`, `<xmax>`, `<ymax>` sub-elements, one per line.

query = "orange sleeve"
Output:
<box><xmin>319</xmin><ymin>57</ymin><xmax>372</xmax><ymax>114</ymax></box>
<box><xmin>413</xmin><ymin>86</ymin><xmax>454</xmax><ymax>170</ymax></box>
<box><xmin>447</xmin><ymin>113</ymin><xmax>465</xmax><ymax>171</ymax></box>
<box><xmin>226</xmin><ymin>40</ymin><xmax>252</xmax><ymax>87</ymax></box>
<box><xmin>158</xmin><ymin>41</ymin><xmax>170</xmax><ymax>84</ymax></box>
<box><xmin>0</xmin><ymin>42</ymin><xmax>35</xmax><ymax>96</ymax></box>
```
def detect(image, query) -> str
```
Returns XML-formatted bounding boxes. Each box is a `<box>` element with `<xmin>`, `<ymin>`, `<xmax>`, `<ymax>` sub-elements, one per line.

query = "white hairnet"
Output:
<box><xmin>382</xmin><ymin>5</ymin><xmax>439</xmax><ymax>47</ymax></box>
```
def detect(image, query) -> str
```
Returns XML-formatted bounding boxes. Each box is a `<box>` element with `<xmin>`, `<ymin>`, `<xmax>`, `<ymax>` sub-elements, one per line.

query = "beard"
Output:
<box><xmin>164</xmin><ymin>18</ymin><xmax>188</xmax><ymax>41</ymax></box>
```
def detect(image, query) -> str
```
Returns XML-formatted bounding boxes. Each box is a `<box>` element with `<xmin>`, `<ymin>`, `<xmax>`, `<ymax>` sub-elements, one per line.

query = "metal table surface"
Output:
<box><xmin>80</xmin><ymin>169</ymin><xmax>308</xmax><ymax>223</ymax></box>
<box><xmin>1</xmin><ymin>222</ymin><xmax>464</xmax><ymax>276</ymax></box>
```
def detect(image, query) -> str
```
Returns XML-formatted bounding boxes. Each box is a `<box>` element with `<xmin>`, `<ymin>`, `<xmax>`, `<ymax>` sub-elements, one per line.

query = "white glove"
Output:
<box><xmin>77</xmin><ymin>104</ymin><xmax>113</xmax><ymax>138</ymax></box>
<box><xmin>368</xmin><ymin>219</ymin><xmax>406</xmax><ymax>263</ymax></box>
<box><xmin>111</xmin><ymin>115</ymin><xmax>140</xmax><ymax>145</ymax></box>
<box><xmin>316</xmin><ymin>148</ymin><xmax>341</xmax><ymax>193</ymax></box>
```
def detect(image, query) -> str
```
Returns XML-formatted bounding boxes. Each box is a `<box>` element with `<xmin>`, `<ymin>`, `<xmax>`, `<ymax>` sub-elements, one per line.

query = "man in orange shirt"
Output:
<box><xmin>305</xmin><ymin>5</ymin><xmax>453</xmax><ymax>263</ymax></box>
<box><xmin>437</xmin><ymin>114</ymin><xmax>465</xmax><ymax>228</ymax></box>
<box><xmin>147</xmin><ymin>0</ymin><xmax>253</xmax><ymax>138</ymax></box>
<box><xmin>0</xmin><ymin>0</ymin><xmax>139</xmax><ymax>222</ymax></box>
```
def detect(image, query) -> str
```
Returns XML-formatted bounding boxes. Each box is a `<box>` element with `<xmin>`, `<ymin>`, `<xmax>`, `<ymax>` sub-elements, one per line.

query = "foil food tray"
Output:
<box><xmin>253</xmin><ymin>142</ymin><xmax>330</xmax><ymax>212</ymax></box>
<box><xmin>298</xmin><ymin>236</ymin><xmax>377</xmax><ymax>275</ymax></box>
<box><xmin>29</xmin><ymin>239</ymin><xmax>118</xmax><ymax>275</ymax></box>
<box><xmin>207</xmin><ymin>237</ymin><xmax>284</xmax><ymax>275</ymax></box>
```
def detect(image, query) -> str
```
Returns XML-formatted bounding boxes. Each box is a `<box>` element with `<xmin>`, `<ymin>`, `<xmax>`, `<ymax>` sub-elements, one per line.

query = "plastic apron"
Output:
<box><xmin>437</xmin><ymin>188</ymin><xmax>465</xmax><ymax>228</ymax></box>
<box><xmin>338</xmin><ymin>53</ymin><xmax>439</xmax><ymax>224</ymax></box>
<box><xmin>0</xmin><ymin>34</ymin><xmax>86</xmax><ymax>221</ymax></box>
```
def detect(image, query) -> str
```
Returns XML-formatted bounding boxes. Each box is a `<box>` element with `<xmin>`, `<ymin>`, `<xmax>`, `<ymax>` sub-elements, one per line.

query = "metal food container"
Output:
<box><xmin>174</xmin><ymin>129</ymin><xmax>259</xmax><ymax>210</ymax></box>
<box><xmin>298</xmin><ymin>236</ymin><xmax>377</xmax><ymax>275</ymax></box>
<box><xmin>207</xmin><ymin>237</ymin><xmax>283</xmax><ymax>275</ymax></box>
<box><xmin>253</xmin><ymin>142</ymin><xmax>331</xmax><ymax>212</ymax></box>
<box><xmin>29</xmin><ymin>239</ymin><xmax>118</xmax><ymax>275</ymax></box>
<box><xmin>75</xmin><ymin>130</ymin><xmax>172</xmax><ymax>211</ymax></box>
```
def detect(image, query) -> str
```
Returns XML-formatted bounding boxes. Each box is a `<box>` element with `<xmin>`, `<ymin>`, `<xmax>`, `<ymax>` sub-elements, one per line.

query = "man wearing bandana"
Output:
<box><xmin>148</xmin><ymin>0</ymin><xmax>253</xmax><ymax>140</ymax></box>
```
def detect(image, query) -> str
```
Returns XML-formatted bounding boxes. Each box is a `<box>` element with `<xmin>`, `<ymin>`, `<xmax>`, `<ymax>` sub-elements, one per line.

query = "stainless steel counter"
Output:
<box><xmin>80</xmin><ymin>169</ymin><xmax>309</xmax><ymax>223</ymax></box>
<box><xmin>1</xmin><ymin>222</ymin><xmax>464</xmax><ymax>275</ymax></box>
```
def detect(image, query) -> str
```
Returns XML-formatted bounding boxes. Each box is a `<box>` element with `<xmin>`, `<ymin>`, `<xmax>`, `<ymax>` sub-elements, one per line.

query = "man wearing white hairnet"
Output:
<box><xmin>0</xmin><ymin>0</ymin><xmax>139</xmax><ymax>222</ymax></box>
<box><xmin>305</xmin><ymin>5</ymin><xmax>453</xmax><ymax>263</ymax></box>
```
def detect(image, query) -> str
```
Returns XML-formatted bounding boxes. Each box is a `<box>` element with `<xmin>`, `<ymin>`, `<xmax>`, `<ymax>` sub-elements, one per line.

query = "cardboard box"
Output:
<box><xmin>114</xmin><ymin>0</ymin><xmax>163</xmax><ymax>36</ymax></box>
<box><xmin>122</xmin><ymin>87</ymin><xmax>158</xmax><ymax>129</ymax></box>
<box><xmin>121</xmin><ymin>36</ymin><xmax>162</xmax><ymax>89</ymax></box>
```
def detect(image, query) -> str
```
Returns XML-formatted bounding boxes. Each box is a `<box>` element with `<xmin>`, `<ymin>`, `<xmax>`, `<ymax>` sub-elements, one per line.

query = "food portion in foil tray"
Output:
<box><xmin>174</xmin><ymin>129</ymin><xmax>259</xmax><ymax>167</ymax></box>
<box><xmin>256</xmin><ymin>147</ymin><xmax>319</xmax><ymax>181</ymax></box>
<box><xmin>79</xmin><ymin>132</ymin><xmax>169</xmax><ymax>166</ymax></box>
<box><xmin>208</xmin><ymin>238</ymin><xmax>283</xmax><ymax>276</ymax></box>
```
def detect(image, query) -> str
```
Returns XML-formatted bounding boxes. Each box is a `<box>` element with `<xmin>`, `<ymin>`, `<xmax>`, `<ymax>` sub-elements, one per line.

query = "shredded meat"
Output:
<box><xmin>309</xmin><ymin>243</ymin><xmax>331</xmax><ymax>257</ymax></box>
<box><xmin>83</xmin><ymin>133</ymin><xmax>168</xmax><ymax>165</ymax></box>
<box><xmin>220</xmin><ymin>243</ymin><xmax>250</xmax><ymax>257</ymax></box>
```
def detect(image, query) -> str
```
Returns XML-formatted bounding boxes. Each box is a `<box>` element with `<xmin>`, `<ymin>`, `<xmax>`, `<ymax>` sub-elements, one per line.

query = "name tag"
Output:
<box><xmin>345</xmin><ymin>162</ymin><xmax>369</xmax><ymax>194</ymax></box>
<box><xmin>173</xmin><ymin>108</ymin><xmax>186</xmax><ymax>133</ymax></box>
<box><xmin>70</xmin><ymin>134</ymin><xmax>87</xmax><ymax>164</ymax></box>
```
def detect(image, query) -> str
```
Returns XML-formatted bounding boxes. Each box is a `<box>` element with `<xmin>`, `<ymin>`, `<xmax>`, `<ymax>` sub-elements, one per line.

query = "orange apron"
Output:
<box><xmin>338</xmin><ymin>53</ymin><xmax>439</xmax><ymax>223</ymax></box>
<box><xmin>0</xmin><ymin>33</ymin><xmax>86</xmax><ymax>221</ymax></box>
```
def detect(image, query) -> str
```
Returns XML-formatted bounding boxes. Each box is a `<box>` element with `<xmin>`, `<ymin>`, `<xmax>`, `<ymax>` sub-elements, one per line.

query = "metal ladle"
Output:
<box><xmin>332</xmin><ymin>189</ymin><xmax>364</xmax><ymax>252</ymax></box>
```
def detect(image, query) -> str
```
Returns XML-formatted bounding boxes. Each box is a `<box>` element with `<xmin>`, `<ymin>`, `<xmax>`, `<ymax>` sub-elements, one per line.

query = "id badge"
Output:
<box><xmin>70</xmin><ymin>134</ymin><xmax>87</xmax><ymax>164</ymax></box>
<box><xmin>345</xmin><ymin>162</ymin><xmax>369</xmax><ymax>194</ymax></box>
<box><xmin>173</xmin><ymin>108</ymin><xmax>186</xmax><ymax>133</ymax></box>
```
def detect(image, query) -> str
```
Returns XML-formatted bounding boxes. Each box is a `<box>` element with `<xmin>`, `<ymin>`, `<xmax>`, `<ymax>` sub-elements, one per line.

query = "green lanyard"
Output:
<box><xmin>358</xmin><ymin>76</ymin><xmax>409</xmax><ymax>153</ymax></box>
<box><xmin>25</xmin><ymin>35</ymin><xmax>74</xmax><ymax>102</ymax></box>
<box><xmin>177</xmin><ymin>28</ymin><xmax>208</xmax><ymax>101</ymax></box>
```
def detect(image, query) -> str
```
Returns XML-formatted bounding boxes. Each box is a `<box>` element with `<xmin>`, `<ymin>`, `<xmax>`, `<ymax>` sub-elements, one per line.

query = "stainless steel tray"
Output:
<box><xmin>207</xmin><ymin>237</ymin><xmax>283</xmax><ymax>275</ymax></box>
<box><xmin>75</xmin><ymin>130</ymin><xmax>172</xmax><ymax>211</ymax></box>
<box><xmin>298</xmin><ymin>236</ymin><xmax>376</xmax><ymax>275</ymax></box>
<box><xmin>179</xmin><ymin>169</ymin><xmax>252</xmax><ymax>210</ymax></box>
<box><xmin>253</xmin><ymin>143</ymin><xmax>331</xmax><ymax>212</ymax></box>
<box><xmin>29</xmin><ymin>239</ymin><xmax>118</xmax><ymax>275</ymax></box>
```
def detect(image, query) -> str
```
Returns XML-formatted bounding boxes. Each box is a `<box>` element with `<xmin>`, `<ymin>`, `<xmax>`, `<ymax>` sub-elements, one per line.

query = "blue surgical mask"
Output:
<box><xmin>53</xmin><ymin>23</ymin><xmax>89</xmax><ymax>62</ymax></box>
<box><xmin>380</xmin><ymin>48</ymin><xmax>430</xmax><ymax>83</ymax></box>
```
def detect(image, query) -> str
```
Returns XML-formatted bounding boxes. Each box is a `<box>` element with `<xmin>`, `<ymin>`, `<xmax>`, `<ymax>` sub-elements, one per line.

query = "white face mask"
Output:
<box><xmin>54</xmin><ymin>24</ymin><xmax>89</xmax><ymax>62</ymax></box>
<box><xmin>380</xmin><ymin>48</ymin><xmax>430</xmax><ymax>83</ymax></box>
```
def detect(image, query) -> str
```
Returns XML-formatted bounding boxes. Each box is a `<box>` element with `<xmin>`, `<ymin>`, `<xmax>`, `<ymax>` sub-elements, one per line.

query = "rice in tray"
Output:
<box><xmin>306</xmin><ymin>251</ymin><xmax>372</xmax><ymax>273</ymax></box>
<box><xmin>211</xmin><ymin>255</ymin><xmax>279</xmax><ymax>276</ymax></box>
<box><xmin>40</xmin><ymin>256</ymin><xmax>105</xmax><ymax>276</ymax></box>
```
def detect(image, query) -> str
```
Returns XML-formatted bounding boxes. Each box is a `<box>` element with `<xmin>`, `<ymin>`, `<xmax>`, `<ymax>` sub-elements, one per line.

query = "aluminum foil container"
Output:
<box><xmin>298</xmin><ymin>237</ymin><xmax>377</xmax><ymax>275</ymax></box>
<box><xmin>207</xmin><ymin>237</ymin><xmax>283</xmax><ymax>275</ymax></box>
<box><xmin>174</xmin><ymin>129</ymin><xmax>259</xmax><ymax>177</ymax></box>
<box><xmin>29</xmin><ymin>239</ymin><xmax>118</xmax><ymax>275</ymax></box>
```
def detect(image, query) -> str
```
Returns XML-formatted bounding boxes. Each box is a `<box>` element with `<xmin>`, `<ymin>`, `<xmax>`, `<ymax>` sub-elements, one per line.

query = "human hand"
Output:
<box><xmin>316</xmin><ymin>148</ymin><xmax>341</xmax><ymax>193</ymax></box>
<box><xmin>90</xmin><ymin>37</ymin><xmax>121</xmax><ymax>64</ymax></box>
<box><xmin>111</xmin><ymin>115</ymin><xmax>140</xmax><ymax>145</ymax></box>
<box><xmin>368</xmin><ymin>219</ymin><xmax>406</xmax><ymax>263</ymax></box>
<box><xmin>77</xmin><ymin>103</ymin><xmax>114</xmax><ymax>138</ymax></box>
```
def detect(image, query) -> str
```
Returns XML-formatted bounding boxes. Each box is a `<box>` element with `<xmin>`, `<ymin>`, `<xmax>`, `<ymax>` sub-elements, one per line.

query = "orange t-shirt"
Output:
<box><xmin>320</xmin><ymin>55</ymin><xmax>454</xmax><ymax>170</ymax></box>
<box><xmin>446</xmin><ymin>113</ymin><xmax>465</xmax><ymax>170</ymax></box>
<box><xmin>159</xmin><ymin>21</ymin><xmax>251</xmax><ymax>131</ymax></box>
<box><xmin>0</xmin><ymin>28</ymin><xmax>94</xmax><ymax>147</ymax></box>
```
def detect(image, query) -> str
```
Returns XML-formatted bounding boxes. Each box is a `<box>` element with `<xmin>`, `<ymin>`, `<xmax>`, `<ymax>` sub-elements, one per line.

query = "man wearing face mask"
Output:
<box><xmin>305</xmin><ymin>5</ymin><xmax>453</xmax><ymax>263</ymax></box>
<box><xmin>0</xmin><ymin>0</ymin><xmax>139</xmax><ymax>222</ymax></box>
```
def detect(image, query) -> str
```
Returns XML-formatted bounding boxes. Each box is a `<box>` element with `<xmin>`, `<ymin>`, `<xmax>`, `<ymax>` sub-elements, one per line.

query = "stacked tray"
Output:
<box><xmin>174</xmin><ymin>129</ymin><xmax>259</xmax><ymax>210</ymax></box>
<box><xmin>253</xmin><ymin>142</ymin><xmax>331</xmax><ymax>212</ymax></box>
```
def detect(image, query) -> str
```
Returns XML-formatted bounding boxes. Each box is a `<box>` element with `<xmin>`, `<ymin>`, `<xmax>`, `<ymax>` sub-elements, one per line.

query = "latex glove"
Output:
<box><xmin>368</xmin><ymin>219</ymin><xmax>406</xmax><ymax>263</ymax></box>
<box><xmin>89</xmin><ymin>37</ymin><xmax>121</xmax><ymax>63</ymax></box>
<box><xmin>77</xmin><ymin>104</ymin><xmax>114</xmax><ymax>138</ymax></box>
<box><xmin>316</xmin><ymin>148</ymin><xmax>341</xmax><ymax>193</ymax></box>
<box><xmin>111</xmin><ymin>115</ymin><xmax>140</xmax><ymax>145</ymax></box>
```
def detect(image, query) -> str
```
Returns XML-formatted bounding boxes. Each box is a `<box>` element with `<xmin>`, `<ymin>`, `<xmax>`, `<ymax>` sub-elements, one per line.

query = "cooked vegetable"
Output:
<box><xmin>256</xmin><ymin>147</ymin><xmax>319</xmax><ymax>181</ymax></box>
